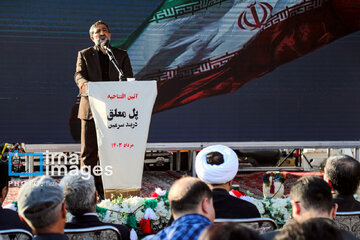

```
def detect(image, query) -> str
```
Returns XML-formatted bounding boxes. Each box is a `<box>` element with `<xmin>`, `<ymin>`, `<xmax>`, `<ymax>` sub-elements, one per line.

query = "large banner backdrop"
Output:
<box><xmin>121</xmin><ymin>0</ymin><xmax>360</xmax><ymax>113</ymax></box>
<box><xmin>1</xmin><ymin>0</ymin><xmax>360</xmax><ymax>143</ymax></box>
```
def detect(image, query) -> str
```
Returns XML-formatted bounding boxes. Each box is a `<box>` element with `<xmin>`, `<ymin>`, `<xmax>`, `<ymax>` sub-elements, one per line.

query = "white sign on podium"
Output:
<box><xmin>88</xmin><ymin>81</ymin><xmax>157</xmax><ymax>198</ymax></box>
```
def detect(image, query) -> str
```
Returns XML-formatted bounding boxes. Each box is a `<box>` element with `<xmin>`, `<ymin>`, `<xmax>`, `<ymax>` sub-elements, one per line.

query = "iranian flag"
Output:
<box><xmin>115</xmin><ymin>0</ymin><xmax>360</xmax><ymax>113</ymax></box>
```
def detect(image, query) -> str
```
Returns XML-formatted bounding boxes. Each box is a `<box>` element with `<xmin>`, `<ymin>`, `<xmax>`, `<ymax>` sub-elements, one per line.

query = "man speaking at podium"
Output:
<box><xmin>74</xmin><ymin>20</ymin><xmax>134</xmax><ymax>198</ymax></box>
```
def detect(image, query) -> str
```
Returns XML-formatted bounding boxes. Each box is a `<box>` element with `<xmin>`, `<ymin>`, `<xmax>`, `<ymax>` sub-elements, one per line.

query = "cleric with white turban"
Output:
<box><xmin>195</xmin><ymin>145</ymin><xmax>239</xmax><ymax>184</ymax></box>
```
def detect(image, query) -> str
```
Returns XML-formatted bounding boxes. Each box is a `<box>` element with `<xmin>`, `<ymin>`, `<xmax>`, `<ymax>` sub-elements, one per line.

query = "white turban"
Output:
<box><xmin>195</xmin><ymin>145</ymin><xmax>239</xmax><ymax>184</ymax></box>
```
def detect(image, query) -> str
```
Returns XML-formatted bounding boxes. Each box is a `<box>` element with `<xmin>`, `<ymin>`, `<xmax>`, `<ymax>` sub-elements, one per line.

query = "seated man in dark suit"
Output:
<box><xmin>262</xmin><ymin>176</ymin><xmax>357</xmax><ymax>240</ymax></box>
<box><xmin>60</xmin><ymin>170</ymin><xmax>130</xmax><ymax>240</ymax></box>
<box><xmin>324</xmin><ymin>155</ymin><xmax>360</xmax><ymax>212</ymax></box>
<box><xmin>195</xmin><ymin>145</ymin><xmax>260</xmax><ymax>219</ymax></box>
<box><xmin>0</xmin><ymin>160</ymin><xmax>31</xmax><ymax>232</ymax></box>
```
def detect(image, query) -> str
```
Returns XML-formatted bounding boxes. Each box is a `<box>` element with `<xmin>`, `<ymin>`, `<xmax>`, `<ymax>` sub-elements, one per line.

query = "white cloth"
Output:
<box><xmin>195</xmin><ymin>145</ymin><xmax>239</xmax><ymax>184</ymax></box>
<box><xmin>130</xmin><ymin>228</ymin><xmax>138</xmax><ymax>240</ymax></box>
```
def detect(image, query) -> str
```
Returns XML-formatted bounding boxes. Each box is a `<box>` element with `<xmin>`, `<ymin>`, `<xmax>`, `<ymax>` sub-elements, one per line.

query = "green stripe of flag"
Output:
<box><xmin>113</xmin><ymin>0</ymin><xmax>227</xmax><ymax>49</ymax></box>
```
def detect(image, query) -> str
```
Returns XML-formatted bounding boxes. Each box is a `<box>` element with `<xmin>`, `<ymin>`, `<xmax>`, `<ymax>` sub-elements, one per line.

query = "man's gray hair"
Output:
<box><xmin>25</xmin><ymin>203</ymin><xmax>62</xmax><ymax>229</ymax></box>
<box><xmin>60</xmin><ymin>170</ymin><xmax>96</xmax><ymax>216</ymax></box>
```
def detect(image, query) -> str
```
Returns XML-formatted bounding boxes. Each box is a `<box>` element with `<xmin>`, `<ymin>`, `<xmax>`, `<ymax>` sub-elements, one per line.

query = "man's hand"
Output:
<box><xmin>80</xmin><ymin>82</ymin><xmax>88</xmax><ymax>96</ymax></box>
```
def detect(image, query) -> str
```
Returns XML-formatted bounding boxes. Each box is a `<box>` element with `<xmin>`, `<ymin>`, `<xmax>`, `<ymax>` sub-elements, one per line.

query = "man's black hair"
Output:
<box><xmin>325</xmin><ymin>155</ymin><xmax>360</xmax><ymax>195</ymax></box>
<box><xmin>290</xmin><ymin>176</ymin><xmax>333</xmax><ymax>214</ymax></box>
<box><xmin>206</xmin><ymin>151</ymin><xmax>224</xmax><ymax>165</ymax></box>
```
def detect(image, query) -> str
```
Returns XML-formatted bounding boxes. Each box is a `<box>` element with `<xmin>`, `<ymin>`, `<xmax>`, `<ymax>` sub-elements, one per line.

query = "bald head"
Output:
<box><xmin>169</xmin><ymin>177</ymin><xmax>213</xmax><ymax>218</ymax></box>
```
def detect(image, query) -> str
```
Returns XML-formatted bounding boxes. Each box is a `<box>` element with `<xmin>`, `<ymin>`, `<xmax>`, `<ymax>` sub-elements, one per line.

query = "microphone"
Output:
<box><xmin>103</xmin><ymin>44</ymin><xmax>111</xmax><ymax>52</ymax></box>
<box><xmin>100</xmin><ymin>38</ymin><xmax>110</xmax><ymax>50</ymax></box>
<box><xmin>99</xmin><ymin>38</ymin><xmax>124</xmax><ymax>80</ymax></box>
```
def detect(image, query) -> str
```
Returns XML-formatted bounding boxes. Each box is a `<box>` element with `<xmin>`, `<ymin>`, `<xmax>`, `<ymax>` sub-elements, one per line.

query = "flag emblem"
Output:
<box><xmin>238</xmin><ymin>2</ymin><xmax>273</xmax><ymax>31</ymax></box>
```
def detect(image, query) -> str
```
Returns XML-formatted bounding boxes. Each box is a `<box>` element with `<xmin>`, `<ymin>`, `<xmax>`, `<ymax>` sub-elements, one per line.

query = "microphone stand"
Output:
<box><xmin>103</xmin><ymin>45</ymin><xmax>125</xmax><ymax>81</ymax></box>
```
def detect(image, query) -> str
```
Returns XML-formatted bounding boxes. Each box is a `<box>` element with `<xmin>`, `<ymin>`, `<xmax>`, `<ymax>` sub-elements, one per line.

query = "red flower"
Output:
<box><xmin>140</xmin><ymin>219</ymin><xmax>152</xmax><ymax>234</ymax></box>
<box><xmin>150</xmin><ymin>192</ymin><xmax>159</xmax><ymax>198</ymax></box>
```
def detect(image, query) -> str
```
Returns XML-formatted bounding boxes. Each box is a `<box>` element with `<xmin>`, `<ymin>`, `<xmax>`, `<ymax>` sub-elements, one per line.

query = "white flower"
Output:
<box><xmin>144</xmin><ymin>208</ymin><xmax>157</xmax><ymax>220</ymax></box>
<box><xmin>110</xmin><ymin>204</ymin><xmax>123</xmax><ymax>213</ymax></box>
<box><xmin>154</xmin><ymin>188</ymin><xmax>167</xmax><ymax>196</ymax></box>
<box><xmin>261</xmin><ymin>198</ymin><xmax>291</xmax><ymax>224</ymax></box>
<box><xmin>263</xmin><ymin>199</ymin><xmax>271</xmax><ymax>208</ymax></box>
<box><xmin>103</xmin><ymin>210</ymin><xmax>126</xmax><ymax>225</ymax></box>
<box><xmin>66</xmin><ymin>212</ymin><xmax>74</xmax><ymax>222</ymax></box>
<box><xmin>282</xmin><ymin>209</ymin><xmax>291</xmax><ymax>221</ymax></box>
<box><xmin>135</xmin><ymin>210</ymin><xmax>145</xmax><ymax>222</ymax></box>
<box><xmin>155</xmin><ymin>201</ymin><xmax>171</xmax><ymax>220</ymax></box>
<box><xmin>120</xmin><ymin>197</ymin><xmax>143</xmax><ymax>214</ymax></box>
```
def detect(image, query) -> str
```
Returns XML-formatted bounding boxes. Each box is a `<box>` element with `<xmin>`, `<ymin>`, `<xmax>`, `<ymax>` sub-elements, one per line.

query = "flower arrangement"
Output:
<box><xmin>249</xmin><ymin>196</ymin><xmax>291</xmax><ymax>226</ymax></box>
<box><xmin>89</xmin><ymin>188</ymin><xmax>291</xmax><ymax>238</ymax></box>
<box><xmin>95</xmin><ymin>188</ymin><xmax>171</xmax><ymax>238</ymax></box>
<box><xmin>232</xmin><ymin>190</ymin><xmax>292</xmax><ymax>226</ymax></box>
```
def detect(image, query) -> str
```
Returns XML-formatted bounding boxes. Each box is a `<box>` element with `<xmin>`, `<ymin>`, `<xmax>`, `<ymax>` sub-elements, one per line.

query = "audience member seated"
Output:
<box><xmin>324</xmin><ymin>155</ymin><xmax>360</xmax><ymax>212</ymax></box>
<box><xmin>195</xmin><ymin>145</ymin><xmax>260</xmax><ymax>218</ymax></box>
<box><xmin>60</xmin><ymin>170</ymin><xmax>130</xmax><ymax>240</ymax></box>
<box><xmin>143</xmin><ymin>177</ymin><xmax>215</xmax><ymax>240</ymax></box>
<box><xmin>262</xmin><ymin>176</ymin><xmax>357</xmax><ymax>240</ymax></box>
<box><xmin>199</xmin><ymin>222</ymin><xmax>264</xmax><ymax>240</ymax></box>
<box><xmin>17</xmin><ymin>176</ymin><xmax>67</xmax><ymax>240</ymax></box>
<box><xmin>0</xmin><ymin>160</ymin><xmax>31</xmax><ymax>232</ymax></box>
<box><xmin>273</xmin><ymin>218</ymin><xmax>343</xmax><ymax>240</ymax></box>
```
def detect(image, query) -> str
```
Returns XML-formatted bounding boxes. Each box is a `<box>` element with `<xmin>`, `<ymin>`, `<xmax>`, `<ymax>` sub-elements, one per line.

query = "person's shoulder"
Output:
<box><xmin>228</xmin><ymin>194</ymin><xmax>259</xmax><ymax>208</ymax></box>
<box><xmin>0</xmin><ymin>207</ymin><xmax>22</xmax><ymax>220</ymax></box>
<box><xmin>334</xmin><ymin>195</ymin><xmax>360</xmax><ymax>212</ymax></box>
<box><xmin>339</xmin><ymin>229</ymin><xmax>358</xmax><ymax>240</ymax></box>
<box><xmin>261</xmin><ymin>230</ymin><xmax>280</xmax><ymax>240</ymax></box>
<box><xmin>214</xmin><ymin>193</ymin><xmax>261</xmax><ymax>217</ymax></box>
<box><xmin>213</xmin><ymin>189</ymin><xmax>257</xmax><ymax>208</ymax></box>
<box><xmin>1</xmin><ymin>207</ymin><xmax>19</xmax><ymax>214</ymax></box>
<box><xmin>64</xmin><ymin>221</ymin><xmax>79</xmax><ymax>229</ymax></box>
<box><xmin>110</xmin><ymin>46</ymin><xmax>128</xmax><ymax>54</ymax></box>
<box><xmin>78</xmin><ymin>46</ymin><xmax>95</xmax><ymax>54</ymax></box>
<box><xmin>0</xmin><ymin>208</ymin><xmax>31</xmax><ymax>232</ymax></box>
